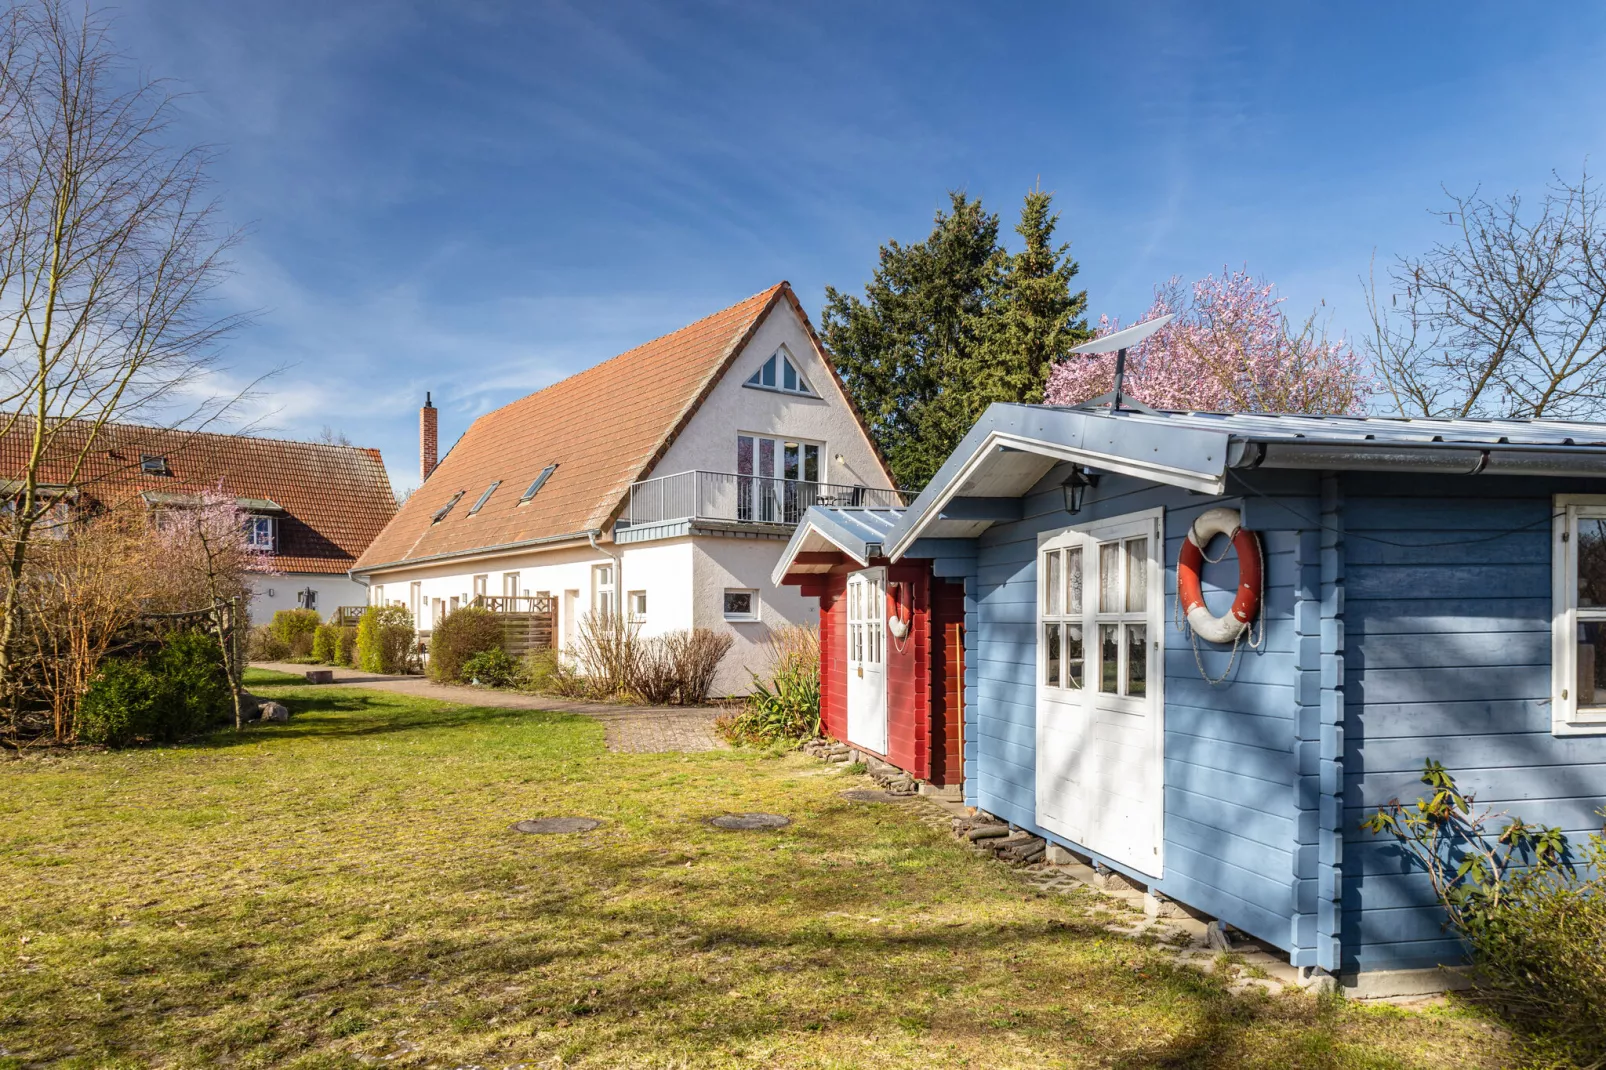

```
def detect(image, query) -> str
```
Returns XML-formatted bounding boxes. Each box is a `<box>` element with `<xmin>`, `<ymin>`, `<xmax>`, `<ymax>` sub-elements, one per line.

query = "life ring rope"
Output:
<box><xmin>1176</xmin><ymin>506</ymin><xmax>1263</xmax><ymax>685</ymax></box>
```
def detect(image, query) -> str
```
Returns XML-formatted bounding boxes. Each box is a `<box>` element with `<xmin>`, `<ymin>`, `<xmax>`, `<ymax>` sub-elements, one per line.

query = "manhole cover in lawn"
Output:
<box><xmin>840</xmin><ymin>789</ymin><xmax>905</xmax><ymax>803</ymax></box>
<box><xmin>707</xmin><ymin>813</ymin><xmax>791</xmax><ymax>831</ymax></box>
<box><xmin>510</xmin><ymin>817</ymin><xmax>603</xmax><ymax>834</ymax></box>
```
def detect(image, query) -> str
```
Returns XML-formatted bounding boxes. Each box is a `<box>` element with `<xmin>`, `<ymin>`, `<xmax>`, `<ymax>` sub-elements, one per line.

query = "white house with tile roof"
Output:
<box><xmin>352</xmin><ymin>283</ymin><xmax>901</xmax><ymax>694</ymax></box>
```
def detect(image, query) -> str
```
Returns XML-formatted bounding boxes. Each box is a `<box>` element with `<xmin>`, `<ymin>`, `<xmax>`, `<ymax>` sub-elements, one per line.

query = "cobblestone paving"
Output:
<box><xmin>250</xmin><ymin>663</ymin><xmax>726</xmax><ymax>754</ymax></box>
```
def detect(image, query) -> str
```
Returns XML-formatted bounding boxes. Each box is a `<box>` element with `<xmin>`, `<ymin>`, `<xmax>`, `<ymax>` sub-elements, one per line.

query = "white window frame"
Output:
<box><xmin>723</xmin><ymin>588</ymin><xmax>759</xmax><ymax>622</ymax></box>
<box><xmin>742</xmin><ymin>345</ymin><xmax>816</xmax><ymax>397</ymax></box>
<box><xmin>628</xmin><ymin>589</ymin><xmax>647</xmax><ymax>623</ymax></box>
<box><xmin>371</xmin><ymin>584</ymin><xmax>385</xmax><ymax>607</ymax></box>
<box><xmin>1552</xmin><ymin>494</ymin><xmax>1606</xmax><ymax>735</ymax></box>
<box><xmin>593</xmin><ymin>563</ymin><xmax>616</xmax><ymax>617</ymax></box>
<box><xmin>244</xmin><ymin>514</ymin><xmax>276</xmax><ymax>551</ymax></box>
<box><xmin>472</xmin><ymin>574</ymin><xmax>488</xmax><ymax>601</ymax></box>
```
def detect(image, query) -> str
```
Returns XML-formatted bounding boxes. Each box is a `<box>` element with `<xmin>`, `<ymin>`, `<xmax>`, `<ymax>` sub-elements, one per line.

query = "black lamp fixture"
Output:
<box><xmin>1061</xmin><ymin>466</ymin><xmax>1100</xmax><ymax>514</ymax></box>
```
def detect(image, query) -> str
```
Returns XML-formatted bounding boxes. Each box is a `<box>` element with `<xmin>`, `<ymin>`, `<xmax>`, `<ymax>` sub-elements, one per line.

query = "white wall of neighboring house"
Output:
<box><xmin>249</xmin><ymin>572</ymin><xmax>370</xmax><ymax>625</ymax></box>
<box><xmin>648</xmin><ymin>304</ymin><xmax>892</xmax><ymax>490</ymax></box>
<box><xmin>692</xmin><ymin>536</ymin><xmax>818</xmax><ymax>695</ymax></box>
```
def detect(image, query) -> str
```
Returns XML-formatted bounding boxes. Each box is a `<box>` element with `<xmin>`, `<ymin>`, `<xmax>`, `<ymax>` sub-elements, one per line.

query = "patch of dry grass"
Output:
<box><xmin>0</xmin><ymin>684</ymin><xmax>1509</xmax><ymax>1068</ymax></box>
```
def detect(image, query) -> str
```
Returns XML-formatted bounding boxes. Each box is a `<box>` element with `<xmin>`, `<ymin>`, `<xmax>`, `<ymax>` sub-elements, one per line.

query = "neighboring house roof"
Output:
<box><xmin>772</xmin><ymin>507</ymin><xmax>905</xmax><ymax>584</ymax></box>
<box><xmin>357</xmin><ymin>281</ymin><xmax>887</xmax><ymax>573</ymax></box>
<box><xmin>0</xmin><ymin>417</ymin><xmax>396</xmax><ymax>575</ymax></box>
<box><xmin>887</xmin><ymin>403</ymin><xmax>1606</xmax><ymax>559</ymax></box>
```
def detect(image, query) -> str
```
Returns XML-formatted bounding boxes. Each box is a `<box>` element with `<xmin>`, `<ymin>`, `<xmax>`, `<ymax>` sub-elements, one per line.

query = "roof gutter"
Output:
<box><xmin>1232</xmin><ymin>439</ymin><xmax>1606</xmax><ymax>478</ymax></box>
<box><xmin>350</xmin><ymin>528</ymin><xmax>596</xmax><ymax>577</ymax></box>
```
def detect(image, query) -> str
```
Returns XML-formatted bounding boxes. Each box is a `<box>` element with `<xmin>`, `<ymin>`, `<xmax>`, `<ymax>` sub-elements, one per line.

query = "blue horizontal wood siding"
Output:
<box><xmin>970</xmin><ymin>467</ymin><xmax>1314</xmax><ymax>952</ymax></box>
<box><xmin>1339</xmin><ymin>472</ymin><xmax>1606</xmax><ymax>975</ymax></box>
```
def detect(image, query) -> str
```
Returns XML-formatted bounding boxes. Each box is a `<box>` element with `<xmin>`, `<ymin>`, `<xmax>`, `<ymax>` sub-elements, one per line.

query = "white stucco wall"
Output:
<box><xmin>692</xmin><ymin>535</ymin><xmax>817</xmax><ymax>696</ymax></box>
<box><xmin>248</xmin><ymin>572</ymin><xmax>370</xmax><ymax>625</ymax></box>
<box><xmin>648</xmin><ymin>301</ymin><xmax>892</xmax><ymax>491</ymax></box>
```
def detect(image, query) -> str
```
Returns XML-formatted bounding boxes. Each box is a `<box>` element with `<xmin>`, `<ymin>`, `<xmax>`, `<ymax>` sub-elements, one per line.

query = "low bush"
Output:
<box><xmin>269</xmin><ymin>609</ymin><xmax>321</xmax><ymax>659</ymax></box>
<box><xmin>570</xmin><ymin>612</ymin><xmax>640</xmax><ymax>698</ymax></box>
<box><xmin>77</xmin><ymin>630</ymin><xmax>231</xmax><ymax>747</ymax></box>
<box><xmin>462</xmin><ymin>648</ymin><xmax>523</xmax><ymax>688</ymax></box>
<box><xmin>426</xmin><ymin>606</ymin><xmax>504</xmax><ymax>683</ymax></box>
<box><xmin>717</xmin><ymin>626</ymin><xmax>819</xmax><ymax>745</ymax></box>
<box><xmin>1365</xmin><ymin>761</ymin><xmax>1606</xmax><ymax>1066</ymax></box>
<box><xmin>520</xmin><ymin>648</ymin><xmax>561</xmax><ymax>692</ymax></box>
<box><xmin>311</xmin><ymin>624</ymin><xmax>339</xmax><ymax>663</ymax></box>
<box><xmin>626</xmin><ymin>629</ymin><xmax>736</xmax><ymax>705</ymax></box>
<box><xmin>246</xmin><ymin>624</ymin><xmax>290</xmax><ymax>662</ymax></box>
<box><xmin>357</xmin><ymin>606</ymin><xmax>416</xmax><ymax>674</ymax></box>
<box><xmin>335</xmin><ymin>625</ymin><xmax>358</xmax><ymax>667</ymax></box>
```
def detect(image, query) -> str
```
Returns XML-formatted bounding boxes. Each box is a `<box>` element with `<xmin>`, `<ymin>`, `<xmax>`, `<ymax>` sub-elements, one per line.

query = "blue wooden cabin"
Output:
<box><xmin>880</xmin><ymin>403</ymin><xmax>1606</xmax><ymax>995</ymax></box>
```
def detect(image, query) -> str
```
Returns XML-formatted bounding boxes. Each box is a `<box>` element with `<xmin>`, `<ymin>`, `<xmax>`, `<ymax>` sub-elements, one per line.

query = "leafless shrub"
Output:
<box><xmin>664</xmin><ymin>628</ymin><xmax>735</xmax><ymax>705</ymax></box>
<box><xmin>570</xmin><ymin>611</ymin><xmax>641</xmax><ymax>699</ymax></box>
<box><xmin>629</xmin><ymin>637</ymin><xmax>681</xmax><ymax>704</ymax></box>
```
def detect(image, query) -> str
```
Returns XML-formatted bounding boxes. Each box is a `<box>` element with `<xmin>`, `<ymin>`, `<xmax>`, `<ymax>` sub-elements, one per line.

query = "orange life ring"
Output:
<box><xmin>1177</xmin><ymin>507</ymin><xmax>1262</xmax><ymax>643</ymax></box>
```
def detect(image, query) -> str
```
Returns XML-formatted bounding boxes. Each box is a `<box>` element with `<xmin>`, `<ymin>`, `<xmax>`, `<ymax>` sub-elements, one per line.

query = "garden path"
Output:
<box><xmin>248</xmin><ymin>662</ymin><xmax>726</xmax><ymax>753</ymax></box>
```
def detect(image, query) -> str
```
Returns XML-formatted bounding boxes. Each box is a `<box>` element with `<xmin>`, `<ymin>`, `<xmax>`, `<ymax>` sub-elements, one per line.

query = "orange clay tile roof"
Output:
<box><xmin>356</xmin><ymin>282</ymin><xmax>797</xmax><ymax>572</ymax></box>
<box><xmin>0</xmin><ymin>416</ymin><xmax>396</xmax><ymax>575</ymax></box>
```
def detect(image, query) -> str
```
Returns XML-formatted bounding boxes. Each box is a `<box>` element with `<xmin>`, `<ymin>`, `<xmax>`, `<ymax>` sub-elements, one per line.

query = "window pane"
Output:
<box><xmin>759</xmin><ymin>437</ymin><xmax>775</xmax><ymax>478</ymax></box>
<box><xmin>783</xmin><ymin>359</ymin><xmax>797</xmax><ymax>391</ymax></box>
<box><xmin>1099</xmin><ymin>623</ymin><xmax>1119</xmax><ymax>693</ymax></box>
<box><xmin>762</xmin><ymin>356</ymin><xmax>776</xmax><ymax>387</ymax></box>
<box><xmin>1099</xmin><ymin>543</ymin><xmax>1120</xmax><ymax>613</ymax></box>
<box><xmin>1067</xmin><ymin>547</ymin><xmax>1083</xmax><ymax>615</ymax></box>
<box><xmin>1044</xmin><ymin>622</ymin><xmax>1061</xmax><ymax>687</ymax></box>
<box><xmin>803</xmin><ymin>444</ymin><xmax>819</xmax><ymax>482</ymax></box>
<box><xmin>1125</xmin><ymin>538</ymin><xmax>1148</xmax><ymax>612</ymax></box>
<box><xmin>1066</xmin><ymin>624</ymin><xmax>1084</xmax><ymax>689</ymax></box>
<box><xmin>1580</xmin><ymin>621</ymin><xmax>1606</xmax><ymax>708</ymax></box>
<box><xmin>1580</xmin><ymin>519</ymin><xmax>1606</xmax><ymax>608</ymax></box>
<box><xmin>1126</xmin><ymin>623</ymin><xmax>1148</xmax><ymax>697</ymax></box>
<box><xmin>736</xmin><ymin>435</ymin><xmax>754</xmax><ymax>476</ymax></box>
<box><xmin>724</xmin><ymin>591</ymin><xmax>752</xmax><ymax>616</ymax></box>
<box><xmin>1043</xmin><ymin>550</ymin><xmax>1063</xmax><ymax>615</ymax></box>
<box><xmin>784</xmin><ymin>442</ymin><xmax>801</xmax><ymax>481</ymax></box>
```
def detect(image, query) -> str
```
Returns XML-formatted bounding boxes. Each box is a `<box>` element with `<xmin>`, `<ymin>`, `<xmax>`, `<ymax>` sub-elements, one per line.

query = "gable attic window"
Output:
<box><xmin>431</xmin><ymin>490</ymin><xmax>465</xmax><ymax>523</ymax></box>
<box><xmin>140</xmin><ymin>454</ymin><xmax>172</xmax><ymax>476</ymax></box>
<box><xmin>744</xmin><ymin>347</ymin><xmax>814</xmax><ymax>396</ymax></box>
<box><xmin>467</xmin><ymin>480</ymin><xmax>501</xmax><ymax>515</ymax></box>
<box><xmin>520</xmin><ymin>464</ymin><xmax>558</xmax><ymax>505</ymax></box>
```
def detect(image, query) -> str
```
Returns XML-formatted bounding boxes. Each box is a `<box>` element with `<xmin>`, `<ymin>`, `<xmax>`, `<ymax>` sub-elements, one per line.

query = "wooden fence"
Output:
<box><xmin>472</xmin><ymin>594</ymin><xmax>556</xmax><ymax>656</ymax></box>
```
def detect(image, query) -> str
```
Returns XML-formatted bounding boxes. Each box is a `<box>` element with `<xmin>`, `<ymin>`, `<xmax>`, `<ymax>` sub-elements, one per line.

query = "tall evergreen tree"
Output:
<box><xmin>822</xmin><ymin>188</ymin><xmax>1089</xmax><ymax>490</ymax></box>
<box><xmin>821</xmin><ymin>192</ymin><xmax>1000</xmax><ymax>490</ymax></box>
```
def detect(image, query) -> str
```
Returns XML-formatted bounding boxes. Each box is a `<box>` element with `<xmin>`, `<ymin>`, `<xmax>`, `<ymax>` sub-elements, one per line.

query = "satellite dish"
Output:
<box><xmin>1069</xmin><ymin>313</ymin><xmax>1174</xmax><ymax>355</ymax></box>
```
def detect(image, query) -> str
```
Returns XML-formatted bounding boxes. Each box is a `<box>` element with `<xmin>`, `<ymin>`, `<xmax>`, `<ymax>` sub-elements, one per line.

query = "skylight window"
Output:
<box><xmin>467</xmin><ymin>480</ymin><xmax>501</xmax><ymax>515</ymax></box>
<box><xmin>140</xmin><ymin>454</ymin><xmax>171</xmax><ymax>476</ymax></box>
<box><xmin>431</xmin><ymin>490</ymin><xmax>465</xmax><ymax>523</ymax></box>
<box><xmin>743</xmin><ymin>348</ymin><xmax>814</xmax><ymax>396</ymax></box>
<box><xmin>520</xmin><ymin>464</ymin><xmax>558</xmax><ymax>505</ymax></box>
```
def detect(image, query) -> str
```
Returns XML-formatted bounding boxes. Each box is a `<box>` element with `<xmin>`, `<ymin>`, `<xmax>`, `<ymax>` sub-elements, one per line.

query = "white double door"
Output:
<box><xmin>845</xmin><ymin>567</ymin><xmax>888</xmax><ymax>754</ymax></box>
<box><xmin>1036</xmin><ymin>509</ymin><xmax>1165</xmax><ymax>877</ymax></box>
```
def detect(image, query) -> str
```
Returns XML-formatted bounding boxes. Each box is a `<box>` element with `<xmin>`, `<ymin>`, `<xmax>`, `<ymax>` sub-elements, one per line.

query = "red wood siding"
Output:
<box><xmin>883</xmin><ymin>563</ymin><xmax>930</xmax><ymax>779</ymax></box>
<box><xmin>928</xmin><ymin>576</ymin><xmax>966</xmax><ymax>786</ymax></box>
<box><xmin>817</xmin><ymin>573</ymin><xmax>848</xmax><ymax>743</ymax></box>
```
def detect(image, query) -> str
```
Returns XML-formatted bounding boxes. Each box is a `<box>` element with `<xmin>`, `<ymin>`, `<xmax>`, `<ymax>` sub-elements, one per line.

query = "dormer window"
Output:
<box><xmin>744</xmin><ymin>347</ymin><xmax>814</xmax><ymax>396</ymax></box>
<box><xmin>243</xmin><ymin>515</ymin><xmax>276</xmax><ymax>551</ymax></box>
<box><xmin>140</xmin><ymin>454</ymin><xmax>171</xmax><ymax>476</ymax></box>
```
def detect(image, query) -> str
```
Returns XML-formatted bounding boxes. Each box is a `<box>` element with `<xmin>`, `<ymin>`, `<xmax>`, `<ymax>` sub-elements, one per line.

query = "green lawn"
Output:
<box><xmin>0</xmin><ymin>683</ymin><xmax>1508</xmax><ymax>1069</ymax></box>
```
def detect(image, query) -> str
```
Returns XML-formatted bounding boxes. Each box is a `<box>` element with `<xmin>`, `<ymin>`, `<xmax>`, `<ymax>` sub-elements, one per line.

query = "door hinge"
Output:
<box><xmin>1563</xmin><ymin>531</ymin><xmax>1570</xmax><ymax>542</ymax></box>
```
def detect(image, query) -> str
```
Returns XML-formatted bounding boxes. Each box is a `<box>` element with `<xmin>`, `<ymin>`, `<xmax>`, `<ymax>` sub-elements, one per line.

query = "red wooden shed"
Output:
<box><xmin>774</xmin><ymin>508</ymin><xmax>965</xmax><ymax>793</ymax></box>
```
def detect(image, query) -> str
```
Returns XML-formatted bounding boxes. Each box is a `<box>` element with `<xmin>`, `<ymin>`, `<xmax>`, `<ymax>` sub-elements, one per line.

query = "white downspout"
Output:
<box><xmin>587</xmin><ymin>528</ymin><xmax>623</xmax><ymax>622</ymax></box>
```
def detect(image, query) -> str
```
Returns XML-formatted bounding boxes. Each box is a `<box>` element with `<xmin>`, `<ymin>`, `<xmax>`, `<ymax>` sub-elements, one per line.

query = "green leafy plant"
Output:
<box><xmin>311</xmin><ymin>624</ymin><xmax>339</xmax><ymax>663</ymax></box>
<box><xmin>357</xmin><ymin>606</ymin><xmax>416</xmax><ymax>675</ymax></box>
<box><xmin>269</xmin><ymin>609</ymin><xmax>321</xmax><ymax>658</ymax></box>
<box><xmin>335</xmin><ymin>625</ymin><xmax>358</xmax><ymax>667</ymax></box>
<box><xmin>1365</xmin><ymin>761</ymin><xmax>1605</xmax><ymax>1066</ymax></box>
<box><xmin>77</xmin><ymin>631</ymin><xmax>229</xmax><ymax>746</ymax></box>
<box><xmin>426</xmin><ymin>606</ymin><xmax>504</xmax><ymax>683</ymax></box>
<box><xmin>245</xmin><ymin>624</ymin><xmax>290</xmax><ymax>662</ymax></box>
<box><xmin>462</xmin><ymin>648</ymin><xmax>523</xmax><ymax>689</ymax></box>
<box><xmin>76</xmin><ymin>658</ymin><xmax>162</xmax><ymax>747</ymax></box>
<box><xmin>718</xmin><ymin>626</ymin><xmax>819</xmax><ymax>745</ymax></box>
<box><xmin>149</xmin><ymin>630</ymin><xmax>230</xmax><ymax>735</ymax></box>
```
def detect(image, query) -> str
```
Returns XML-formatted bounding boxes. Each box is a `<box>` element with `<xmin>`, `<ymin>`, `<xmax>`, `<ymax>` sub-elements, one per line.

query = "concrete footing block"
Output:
<box><xmin>1044</xmin><ymin>843</ymin><xmax>1075</xmax><ymax>865</ymax></box>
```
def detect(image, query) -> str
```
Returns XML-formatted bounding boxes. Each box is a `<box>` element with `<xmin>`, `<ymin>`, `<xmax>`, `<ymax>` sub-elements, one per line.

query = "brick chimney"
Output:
<box><xmin>420</xmin><ymin>392</ymin><xmax>438</xmax><ymax>483</ymax></box>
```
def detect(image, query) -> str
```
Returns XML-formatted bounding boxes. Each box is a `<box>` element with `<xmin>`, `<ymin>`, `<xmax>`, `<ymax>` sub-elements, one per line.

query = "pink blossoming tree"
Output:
<box><xmin>1044</xmin><ymin>269</ymin><xmax>1372</xmax><ymax>414</ymax></box>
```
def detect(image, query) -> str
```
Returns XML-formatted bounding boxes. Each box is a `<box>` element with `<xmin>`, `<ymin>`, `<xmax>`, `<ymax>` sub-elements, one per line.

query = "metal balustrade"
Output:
<box><xmin>624</xmin><ymin>470</ymin><xmax>910</xmax><ymax>527</ymax></box>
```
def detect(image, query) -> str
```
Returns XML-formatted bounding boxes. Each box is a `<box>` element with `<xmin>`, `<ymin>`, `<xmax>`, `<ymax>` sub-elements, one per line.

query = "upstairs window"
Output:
<box><xmin>1553</xmin><ymin>495</ymin><xmax>1606</xmax><ymax>735</ymax></box>
<box><xmin>431</xmin><ymin>490</ymin><xmax>465</xmax><ymax>523</ymax></box>
<box><xmin>243</xmin><ymin>515</ymin><xmax>276</xmax><ymax>551</ymax></box>
<box><xmin>520</xmin><ymin>464</ymin><xmax>558</xmax><ymax>505</ymax></box>
<box><xmin>140</xmin><ymin>454</ymin><xmax>172</xmax><ymax>476</ymax></box>
<box><xmin>468</xmin><ymin>480</ymin><xmax>501</xmax><ymax>515</ymax></box>
<box><xmin>744</xmin><ymin>347</ymin><xmax>814</xmax><ymax>396</ymax></box>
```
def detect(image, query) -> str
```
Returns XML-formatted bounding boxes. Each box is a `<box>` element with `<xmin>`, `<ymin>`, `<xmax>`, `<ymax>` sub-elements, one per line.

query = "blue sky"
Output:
<box><xmin>118</xmin><ymin>1</ymin><xmax>1606</xmax><ymax>494</ymax></box>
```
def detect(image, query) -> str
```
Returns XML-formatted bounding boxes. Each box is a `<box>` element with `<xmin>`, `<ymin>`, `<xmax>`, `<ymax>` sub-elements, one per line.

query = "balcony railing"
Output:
<box><xmin>624</xmin><ymin>469</ymin><xmax>911</xmax><ymax>528</ymax></box>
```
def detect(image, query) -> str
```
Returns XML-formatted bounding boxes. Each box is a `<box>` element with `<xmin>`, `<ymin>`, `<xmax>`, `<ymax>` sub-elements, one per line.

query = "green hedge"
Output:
<box><xmin>357</xmin><ymin>606</ymin><xmax>415</xmax><ymax>674</ymax></box>
<box><xmin>270</xmin><ymin>609</ymin><xmax>322</xmax><ymax>658</ymax></box>
<box><xmin>78</xmin><ymin>630</ymin><xmax>231</xmax><ymax>747</ymax></box>
<box><xmin>426</xmin><ymin>606</ymin><xmax>505</xmax><ymax>683</ymax></box>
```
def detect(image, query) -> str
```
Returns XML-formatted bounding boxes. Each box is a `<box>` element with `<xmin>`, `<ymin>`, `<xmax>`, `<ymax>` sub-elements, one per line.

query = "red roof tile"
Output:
<box><xmin>0</xmin><ymin>417</ymin><xmax>396</xmax><ymax>575</ymax></box>
<box><xmin>356</xmin><ymin>283</ymin><xmax>792</xmax><ymax>571</ymax></box>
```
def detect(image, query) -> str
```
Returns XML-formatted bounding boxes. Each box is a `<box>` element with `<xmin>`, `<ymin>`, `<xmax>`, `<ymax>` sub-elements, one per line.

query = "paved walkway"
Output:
<box><xmin>249</xmin><ymin>662</ymin><xmax>727</xmax><ymax>754</ymax></box>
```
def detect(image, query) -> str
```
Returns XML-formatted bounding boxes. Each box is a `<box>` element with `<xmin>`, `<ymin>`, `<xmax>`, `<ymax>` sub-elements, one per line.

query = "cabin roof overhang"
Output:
<box><xmin>772</xmin><ymin>506</ymin><xmax>905</xmax><ymax>585</ymax></box>
<box><xmin>885</xmin><ymin>403</ymin><xmax>1606</xmax><ymax>560</ymax></box>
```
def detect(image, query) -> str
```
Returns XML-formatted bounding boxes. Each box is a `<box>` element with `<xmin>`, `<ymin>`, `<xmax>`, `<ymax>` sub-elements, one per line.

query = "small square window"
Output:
<box><xmin>243</xmin><ymin>515</ymin><xmax>275</xmax><ymax>550</ymax></box>
<box><xmin>723</xmin><ymin>588</ymin><xmax>758</xmax><ymax>621</ymax></box>
<box><xmin>140</xmin><ymin>454</ymin><xmax>171</xmax><ymax>476</ymax></box>
<box><xmin>628</xmin><ymin>590</ymin><xmax>647</xmax><ymax>622</ymax></box>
